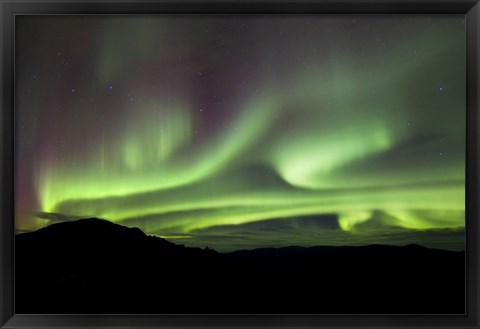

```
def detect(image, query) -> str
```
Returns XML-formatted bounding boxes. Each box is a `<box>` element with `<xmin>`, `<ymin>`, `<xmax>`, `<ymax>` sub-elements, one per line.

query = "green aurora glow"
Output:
<box><xmin>15</xmin><ymin>15</ymin><xmax>465</xmax><ymax>251</ymax></box>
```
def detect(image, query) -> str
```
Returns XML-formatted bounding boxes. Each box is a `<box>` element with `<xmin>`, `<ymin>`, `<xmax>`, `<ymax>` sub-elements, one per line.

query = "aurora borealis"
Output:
<box><xmin>15</xmin><ymin>15</ymin><xmax>466</xmax><ymax>251</ymax></box>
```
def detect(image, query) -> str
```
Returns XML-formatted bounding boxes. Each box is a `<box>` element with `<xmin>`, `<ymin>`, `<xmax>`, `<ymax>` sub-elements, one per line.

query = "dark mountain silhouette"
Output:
<box><xmin>15</xmin><ymin>218</ymin><xmax>465</xmax><ymax>314</ymax></box>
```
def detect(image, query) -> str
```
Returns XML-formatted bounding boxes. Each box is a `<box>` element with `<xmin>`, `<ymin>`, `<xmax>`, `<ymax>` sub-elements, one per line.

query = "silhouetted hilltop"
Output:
<box><xmin>31</xmin><ymin>217</ymin><xmax>147</xmax><ymax>239</ymax></box>
<box><xmin>15</xmin><ymin>218</ymin><xmax>465</xmax><ymax>314</ymax></box>
<box><xmin>19</xmin><ymin>217</ymin><xmax>164</xmax><ymax>247</ymax></box>
<box><xmin>16</xmin><ymin>217</ymin><xmax>216</xmax><ymax>262</ymax></box>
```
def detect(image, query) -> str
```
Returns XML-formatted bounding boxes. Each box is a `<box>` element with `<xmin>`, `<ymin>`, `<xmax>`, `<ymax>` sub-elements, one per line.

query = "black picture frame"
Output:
<box><xmin>1</xmin><ymin>0</ymin><xmax>479</xmax><ymax>328</ymax></box>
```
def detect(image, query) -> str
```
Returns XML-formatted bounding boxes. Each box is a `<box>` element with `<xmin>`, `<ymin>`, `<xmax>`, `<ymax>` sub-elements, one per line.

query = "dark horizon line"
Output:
<box><xmin>13</xmin><ymin>217</ymin><xmax>465</xmax><ymax>254</ymax></box>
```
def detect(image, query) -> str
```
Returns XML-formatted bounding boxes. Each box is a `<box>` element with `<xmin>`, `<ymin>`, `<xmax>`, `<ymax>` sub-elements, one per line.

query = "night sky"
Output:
<box><xmin>15</xmin><ymin>15</ymin><xmax>465</xmax><ymax>251</ymax></box>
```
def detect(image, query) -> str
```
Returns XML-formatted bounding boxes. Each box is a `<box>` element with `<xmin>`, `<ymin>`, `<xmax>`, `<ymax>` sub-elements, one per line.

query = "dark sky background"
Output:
<box><xmin>15</xmin><ymin>15</ymin><xmax>465</xmax><ymax>251</ymax></box>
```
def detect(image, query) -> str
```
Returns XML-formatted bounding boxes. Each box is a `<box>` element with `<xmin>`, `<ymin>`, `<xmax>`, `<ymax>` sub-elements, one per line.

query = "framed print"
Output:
<box><xmin>1</xmin><ymin>0</ymin><xmax>479</xmax><ymax>328</ymax></box>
